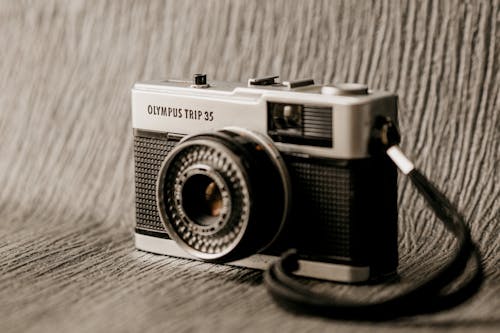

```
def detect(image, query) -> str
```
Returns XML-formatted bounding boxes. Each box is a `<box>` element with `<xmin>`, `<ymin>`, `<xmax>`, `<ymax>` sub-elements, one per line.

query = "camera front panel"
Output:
<box><xmin>265</xmin><ymin>154</ymin><xmax>398</xmax><ymax>276</ymax></box>
<box><xmin>134</xmin><ymin>130</ymin><xmax>397</xmax><ymax>277</ymax></box>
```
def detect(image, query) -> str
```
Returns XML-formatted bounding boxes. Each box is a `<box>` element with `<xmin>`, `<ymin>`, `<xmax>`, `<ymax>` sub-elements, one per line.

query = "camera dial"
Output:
<box><xmin>321</xmin><ymin>83</ymin><xmax>368</xmax><ymax>95</ymax></box>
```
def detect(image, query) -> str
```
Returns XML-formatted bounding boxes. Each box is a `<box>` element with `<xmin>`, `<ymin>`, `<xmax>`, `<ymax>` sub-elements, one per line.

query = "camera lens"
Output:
<box><xmin>156</xmin><ymin>128</ymin><xmax>291</xmax><ymax>262</ymax></box>
<box><xmin>182</xmin><ymin>174</ymin><xmax>223</xmax><ymax>224</ymax></box>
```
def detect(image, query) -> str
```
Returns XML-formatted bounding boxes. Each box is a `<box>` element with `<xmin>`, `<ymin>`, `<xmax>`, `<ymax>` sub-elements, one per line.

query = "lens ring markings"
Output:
<box><xmin>163</xmin><ymin>144</ymin><xmax>251</xmax><ymax>256</ymax></box>
<box><xmin>156</xmin><ymin>129</ymin><xmax>290</xmax><ymax>262</ymax></box>
<box><xmin>176</xmin><ymin>164</ymin><xmax>231</xmax><ymax>233</ymax></box>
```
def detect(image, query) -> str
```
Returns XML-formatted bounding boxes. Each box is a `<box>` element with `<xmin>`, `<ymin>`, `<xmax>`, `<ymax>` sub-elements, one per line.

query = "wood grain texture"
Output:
<box><xmin>0</xmin><ymin>0</ymin><xmax>498</xmax><ymax>332</ymax></box>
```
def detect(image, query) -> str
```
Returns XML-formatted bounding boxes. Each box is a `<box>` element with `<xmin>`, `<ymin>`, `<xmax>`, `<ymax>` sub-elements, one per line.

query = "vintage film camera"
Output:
<box><xmin>132</xmin><ymin>74</ymin><xmax>399</xmax><ymax>283</ymax></box>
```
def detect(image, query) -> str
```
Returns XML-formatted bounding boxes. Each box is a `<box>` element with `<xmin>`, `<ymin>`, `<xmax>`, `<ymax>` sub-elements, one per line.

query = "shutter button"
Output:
<box><xmin>192</xmin><ymin>74</ymin><xmax>210</xmax><ymax>88</ymax></box>
<box><xmin>321</xmin><ymin>83</ymin><xmax>368</xmax><ymax>96</ymax></box>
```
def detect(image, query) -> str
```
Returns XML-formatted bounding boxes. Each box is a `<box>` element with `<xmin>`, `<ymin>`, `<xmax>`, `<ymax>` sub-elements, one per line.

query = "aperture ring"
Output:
<box><xmin>158</xmin><ymin>140</ymin><xmax>251</xmax><ymax>260</ymax></box>
<box><xmin>157</xmin><ymin>129</ymin><xmax>290</xmax><ymax>263</ymax></box>
<box><xmin>173</xmin><ymin>163</ymin><xmax>232</xmax><ymax>236</ymax></box>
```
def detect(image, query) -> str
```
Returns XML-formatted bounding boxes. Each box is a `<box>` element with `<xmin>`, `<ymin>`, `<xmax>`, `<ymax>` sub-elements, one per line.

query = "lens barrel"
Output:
<box><xmin>157</xmin><ymin>129</ymin><xmax>290</xmax><ymax>262</ymax></box>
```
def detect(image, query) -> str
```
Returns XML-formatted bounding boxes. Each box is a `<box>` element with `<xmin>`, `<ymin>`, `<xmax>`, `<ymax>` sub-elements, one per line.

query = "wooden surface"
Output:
<box><xmin>0</xmin><ymin>0</ymin><xmax>498</xmax><ymax>332</ymax></box>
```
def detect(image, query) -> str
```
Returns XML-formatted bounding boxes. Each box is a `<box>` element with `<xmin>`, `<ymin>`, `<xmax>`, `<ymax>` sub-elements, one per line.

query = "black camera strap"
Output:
<box><xmin>263</xmin><ymin>120</ymin><xmax>484</xmax><ymax>320</ymax></box>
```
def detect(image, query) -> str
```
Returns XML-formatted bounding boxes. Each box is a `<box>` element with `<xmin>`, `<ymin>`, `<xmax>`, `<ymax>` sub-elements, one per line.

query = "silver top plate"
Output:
<box><xmin>131</xmin><ymin>76</ymin><xmax>398</xmax><ymax>159</ymax></box>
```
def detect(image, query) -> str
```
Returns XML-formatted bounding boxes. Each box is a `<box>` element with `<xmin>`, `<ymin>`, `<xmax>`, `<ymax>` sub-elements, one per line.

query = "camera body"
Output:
<box><xmin>132</xmin><ymin>75</ymin><xmax>399</xmax><ymax>283</ymax></box>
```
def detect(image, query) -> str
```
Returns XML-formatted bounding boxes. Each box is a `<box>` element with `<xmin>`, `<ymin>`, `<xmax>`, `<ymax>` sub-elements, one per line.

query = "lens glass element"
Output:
<box><xmin>160</xmin><ymin>143</ymin><xmax>248</xmax><ymax>257</ymax></box>
<box><xmin>181</xmin><ymin>174</ymin><xmax>223</xmax><ymax>226</ymax></box>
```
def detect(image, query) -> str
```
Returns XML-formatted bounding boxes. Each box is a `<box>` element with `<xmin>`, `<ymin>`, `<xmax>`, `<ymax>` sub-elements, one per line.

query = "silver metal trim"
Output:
<box><xmin>131</xmin><ymin>81</ymin><xmax>398</xmax><ymax>159</ymax></box>
<box><xmin>190</xmin><ymin>83</ymin><xmax>210</xmax><ymax>89</ymax></box>
<box><xmin>135</xmin><ymin>233</ymin><xmax>371</xmax><ymax>283</ymax></box>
